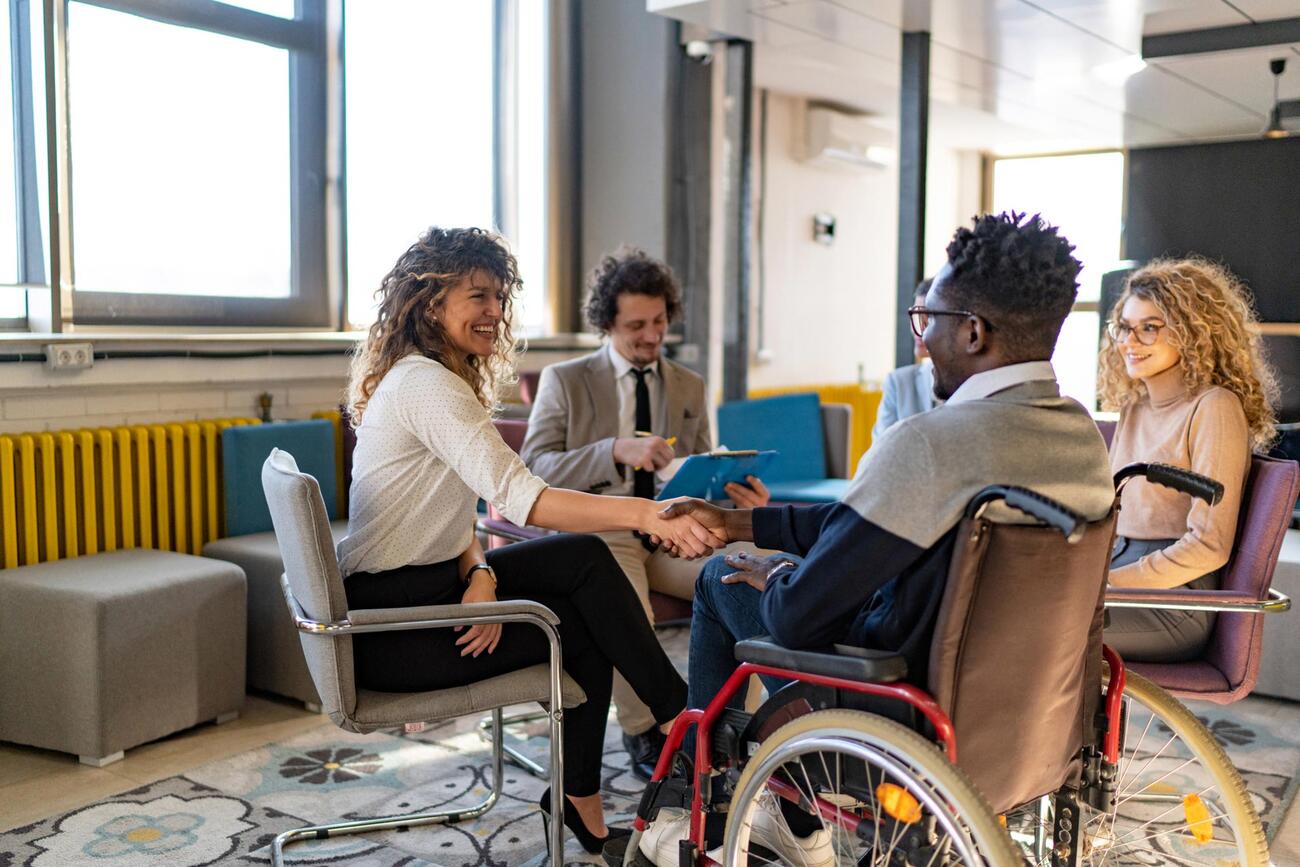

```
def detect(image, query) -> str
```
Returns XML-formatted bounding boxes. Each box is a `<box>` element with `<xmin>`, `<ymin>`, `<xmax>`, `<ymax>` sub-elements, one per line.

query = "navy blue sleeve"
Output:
<box><xmin>751</xmin><ymin>503</ymin><xmax>840</xmax><ymax>556</ymax></box>
<box><xmin>759</xmin><ymin>503</ymin><xmax>925</xmax><ymax>649</ymax></box>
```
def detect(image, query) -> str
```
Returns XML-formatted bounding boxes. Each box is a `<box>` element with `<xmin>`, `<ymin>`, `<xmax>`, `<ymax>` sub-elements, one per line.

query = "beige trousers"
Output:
<box><xmin>597</xmin><ymin>530</ymin><xmax>766</xmax><ymax>735</ymax></box>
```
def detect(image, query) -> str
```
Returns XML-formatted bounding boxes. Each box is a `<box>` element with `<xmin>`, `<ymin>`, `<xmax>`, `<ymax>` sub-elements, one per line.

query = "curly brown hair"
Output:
<box><xmin>347</xmin><ymin>227</ymin><xmax>520</xmax><ymax>425</ymax></box>
<box><xmin>583</xmin><ymin>246</ymin><xmax>682</xmax><ymax>332</ymax></box>
<box><xmin>1098</xmin><ymin>257</ymin><xmax>1278</xmax><ymax>451</ymax></box>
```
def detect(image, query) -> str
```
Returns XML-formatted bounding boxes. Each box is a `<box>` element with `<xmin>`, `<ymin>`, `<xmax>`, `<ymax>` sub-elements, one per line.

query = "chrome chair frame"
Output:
<box><xmin>271</xmin><ymin>575</ymin><xmax>567</xmax><ymax>865</ymax></box>
<box><xmin>1104</xmin><ymin>587</ymin><xmax>1291</xmax><ymax>613</ymax></box>
<box><xmin>472</xmin><ymin>518</ymin><xmax>559</xmax><ymax>780</ymax></box>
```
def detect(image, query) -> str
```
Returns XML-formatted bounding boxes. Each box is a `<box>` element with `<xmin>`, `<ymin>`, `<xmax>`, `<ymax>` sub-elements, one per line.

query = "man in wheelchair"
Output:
<box><xmin>628</xmin><ymin>212</ymin><xmax>1118</xmax><ymax>866</ymax></box>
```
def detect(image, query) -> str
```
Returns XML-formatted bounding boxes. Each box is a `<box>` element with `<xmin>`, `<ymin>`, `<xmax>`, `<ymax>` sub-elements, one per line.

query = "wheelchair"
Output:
<box><xmin>604</xmin><ymin>463</ymin><xmax>1275</xmax><ymax>867</ymax></box>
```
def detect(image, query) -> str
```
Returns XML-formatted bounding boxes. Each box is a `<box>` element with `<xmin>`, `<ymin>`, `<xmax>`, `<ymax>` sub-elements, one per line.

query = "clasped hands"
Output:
<box><xmin>643</xmin><ymin>497</ymin><xmax>735</xmax><ymax>559</ymax></box>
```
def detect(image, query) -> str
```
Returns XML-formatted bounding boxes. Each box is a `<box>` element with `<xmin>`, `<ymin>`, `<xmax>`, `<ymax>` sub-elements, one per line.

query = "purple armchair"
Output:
<box><xmin>1105</xmin><ymin>454</ymin><xmax>1299</xmax><ymax>703</ymax></box>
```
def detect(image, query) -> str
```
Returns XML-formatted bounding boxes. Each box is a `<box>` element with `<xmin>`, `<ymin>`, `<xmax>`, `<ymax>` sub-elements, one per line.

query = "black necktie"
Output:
<box><xmin>631</xmin><ymin>367</ymin><xmax>655</xmax><ymax>499</ymax></box>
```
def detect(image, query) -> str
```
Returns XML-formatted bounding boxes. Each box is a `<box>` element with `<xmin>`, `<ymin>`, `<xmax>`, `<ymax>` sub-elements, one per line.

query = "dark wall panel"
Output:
<box><xmin>1126</xmin><ymin>137</ymin><xmax>1300</xmax><ymax>323</ymax></box>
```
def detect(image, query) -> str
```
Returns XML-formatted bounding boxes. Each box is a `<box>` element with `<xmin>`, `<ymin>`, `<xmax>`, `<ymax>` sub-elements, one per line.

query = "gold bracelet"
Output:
<box><xmin>464</xmin><ymin>562</ymin><xmax>497</xmax><ymax>587</ymax></box>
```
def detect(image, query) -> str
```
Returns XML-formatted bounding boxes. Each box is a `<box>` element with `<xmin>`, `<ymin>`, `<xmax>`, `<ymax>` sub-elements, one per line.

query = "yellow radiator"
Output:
<box><xmin>0</xmin><ymin>418</ymin><xmax>260</xmax><ymax>569</ymax></box>
<box><xmin>748</xmin><ymin>383</ymin><xmax>884</xmax><ymax>470</ymax></box>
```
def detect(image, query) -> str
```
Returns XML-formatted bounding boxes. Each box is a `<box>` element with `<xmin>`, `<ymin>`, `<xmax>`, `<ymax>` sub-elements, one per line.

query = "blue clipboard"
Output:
<box><xmin>655</xmin><ymin>450</ymin><xmax>779</xmax><ymax>501</ymax></box>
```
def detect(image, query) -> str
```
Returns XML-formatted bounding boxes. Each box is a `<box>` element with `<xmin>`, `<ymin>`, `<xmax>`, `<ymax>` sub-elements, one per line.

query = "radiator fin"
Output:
<box><xmin>0</xmin><ymin>417</ymin><xmax>261</xmax><ymax>568</ymax></box>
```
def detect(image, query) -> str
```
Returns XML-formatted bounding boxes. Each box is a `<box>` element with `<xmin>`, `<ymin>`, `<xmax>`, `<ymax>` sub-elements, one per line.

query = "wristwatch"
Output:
<box><xmin>464</xmin><ymin>563</ymin><xmax>497</xmax><ymax>587</ymax></box>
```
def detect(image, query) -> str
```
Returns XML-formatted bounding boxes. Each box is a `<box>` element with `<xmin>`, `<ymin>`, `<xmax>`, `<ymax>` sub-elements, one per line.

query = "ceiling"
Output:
<box><xmin>647</xmin><ymin>0</ymin><xmax>1300</xmax><ymax>153</ymax></box>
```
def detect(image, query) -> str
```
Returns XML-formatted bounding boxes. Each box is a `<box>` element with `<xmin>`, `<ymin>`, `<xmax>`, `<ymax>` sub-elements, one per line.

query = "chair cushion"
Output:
<box><xmin>226</xmin><ymin>420</ymin><xmax>338</xmax><ymax>536</ymax></box>
<box><xmin>1124</xmin><ymin>660</ymin><xmax>1232</xmax><ymax>698</ymax></box>
<box><xmin>348</xmin><ymin>665</ymin><xmax>585</xmax><ymax>733</ymax></box>
<box><xmin>718</xmin><ymin>393</ymin><xmax>827</xmax><ymax>484</ymax></box>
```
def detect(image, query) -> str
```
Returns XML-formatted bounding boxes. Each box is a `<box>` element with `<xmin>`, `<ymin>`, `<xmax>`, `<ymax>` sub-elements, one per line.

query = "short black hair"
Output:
<box><xmin>584</xmin><ymin>246</ymin><xmax>683</xmax><ymax>333</ymax></box>
<box><xmin>914</xmin><ymin>278</ymin><xmax>933</xmax><ymax>300</ymax></box>
<box><xmin>943</xmin><ymin>212</ymin><xmax>1080</xmax><ymax>360</ymax></box>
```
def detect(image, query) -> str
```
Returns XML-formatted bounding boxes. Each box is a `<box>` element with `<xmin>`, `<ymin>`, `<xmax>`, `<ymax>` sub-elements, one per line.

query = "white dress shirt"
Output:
<box><xmin>338</xmin><ymin>354</ymin><xmax>549</xmax><ymax>576</ymax></box>
<box><xmin>945</xmin><ymin>360</ymin><xmax>1057</xmax><ymax>405</ymax></box>
<box><xmin>607</xmin><ymin>343</ymin><xmax>661</xmax><ymax>496</ymax></box>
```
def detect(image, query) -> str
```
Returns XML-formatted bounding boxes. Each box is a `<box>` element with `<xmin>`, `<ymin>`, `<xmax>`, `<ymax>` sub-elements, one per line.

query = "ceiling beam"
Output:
<box><xmin>1142</xmin><ymin>18</ymin><xmax>1300</xmax><ymax>60</ymax></box>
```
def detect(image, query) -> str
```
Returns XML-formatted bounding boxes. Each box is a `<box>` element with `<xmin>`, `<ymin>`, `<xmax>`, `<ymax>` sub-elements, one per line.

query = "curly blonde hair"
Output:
<box><xmin>1098</xmin><ymin>257</ymin><xmax>1278</xmax><ymax>451</ymax></box>
<box><xmin>347</xmin><ymin>227</ymin><xmax>520</xmax><ymax>426</ymax></box>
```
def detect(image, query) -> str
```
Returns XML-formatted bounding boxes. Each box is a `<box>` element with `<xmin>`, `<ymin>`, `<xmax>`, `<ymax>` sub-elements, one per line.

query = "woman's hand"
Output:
<box><xmin>454</xmin><ymin>572</ymin><xmax>503</xmax><ymax>657</ymax></box>
<box><xmin>643</xmin><ymin>498</ymin><xmax>728</xmax><ymax>558</ymax></box>
<box><xmin>724</xmin><ymin>475</ymin><xmax>770</xmax><ymax>508</ymax></box>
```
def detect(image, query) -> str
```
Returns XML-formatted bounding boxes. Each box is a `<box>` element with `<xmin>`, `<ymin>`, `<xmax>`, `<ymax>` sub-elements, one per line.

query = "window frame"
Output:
<box><xmin>982</xmin><ymin>148</ymin><xmax>1127</xmax><ymax>410</ymax></box>
<box><xmin>53</xmin><ymin>0</ymin><xmax>332</xmax><ymax>328</ymax></box>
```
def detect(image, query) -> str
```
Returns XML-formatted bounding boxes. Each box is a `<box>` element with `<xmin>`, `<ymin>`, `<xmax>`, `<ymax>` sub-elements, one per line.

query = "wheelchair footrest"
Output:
<box><xmin>735</xmin><ymin>636</ymin><xmax>908</xmax><ymax>683</ymax></box>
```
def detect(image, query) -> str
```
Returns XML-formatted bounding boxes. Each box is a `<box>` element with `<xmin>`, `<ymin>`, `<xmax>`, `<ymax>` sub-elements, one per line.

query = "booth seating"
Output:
<box><xmin>0</xmin><ymin>549</ymin><xmax>245</xmax><ymax>766</ymax></box>
<box><xmin>717</xmin><ymin>392</ymin><xmax>852</xmax><ymax>502</ymax></box>
<box><xmin>201</xmin><ymin>419</ymin><xmax>344</xmax><ymax>710</ymax></box>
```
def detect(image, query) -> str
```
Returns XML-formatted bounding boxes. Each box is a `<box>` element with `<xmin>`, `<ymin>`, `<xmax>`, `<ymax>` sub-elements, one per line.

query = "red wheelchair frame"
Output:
<box><xmin>632</xmin><ymin>649</ymin><xmax>1129</xmax><ymax>866</ymax></box>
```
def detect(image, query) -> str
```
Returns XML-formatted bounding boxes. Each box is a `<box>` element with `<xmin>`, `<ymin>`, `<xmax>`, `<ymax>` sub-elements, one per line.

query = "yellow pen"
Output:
<box><xmin>633</xmin><ymin>434</ymin><xmax>677</xmax><ymax>471</ymax></box>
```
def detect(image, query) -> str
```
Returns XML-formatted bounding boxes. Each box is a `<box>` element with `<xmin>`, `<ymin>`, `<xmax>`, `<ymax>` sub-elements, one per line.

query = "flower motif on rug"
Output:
<box><xmin>279</xmin><ymin>747</ymin><xmax>383</xmax><ymax>785</ymax></box>
<box><xmin>30</xmin><ymin>794</ymin><xmax>253</xmax><ymax>866</ymax></box>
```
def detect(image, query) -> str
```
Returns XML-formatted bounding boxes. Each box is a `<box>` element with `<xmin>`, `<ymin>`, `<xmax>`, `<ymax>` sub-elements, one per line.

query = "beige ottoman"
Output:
<box><xmin>0</xmin><ymin>549</ymin><xmax>246</xmax><ymax>766</ymax></box>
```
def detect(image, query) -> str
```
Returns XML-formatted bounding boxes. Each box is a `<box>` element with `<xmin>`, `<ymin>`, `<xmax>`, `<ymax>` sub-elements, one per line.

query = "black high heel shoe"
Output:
<box><xmin>538</xmin><ymin>787</ymin><xmax>633</xmax><ymax>855</ymax></box>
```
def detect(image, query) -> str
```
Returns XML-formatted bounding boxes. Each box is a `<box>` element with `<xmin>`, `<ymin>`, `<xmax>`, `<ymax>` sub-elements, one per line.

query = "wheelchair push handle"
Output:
<box><xmin>964</xmin><ymin>485</ymin><xmax>1086</xmax><ymax>543</ymax></box>
<box><xmin>1114</xmin><ymin>462</ymin><xmax>1223</xmax><ymax>506</ymax></box>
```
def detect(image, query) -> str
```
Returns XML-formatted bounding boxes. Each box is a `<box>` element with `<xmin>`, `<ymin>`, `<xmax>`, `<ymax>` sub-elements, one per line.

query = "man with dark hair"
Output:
<box><xmin>636</xmin><ymin>212</ymin><xmax>1116</xmax><ymax>863</ymax></box>
<box><xmin>872</xmin><ymin>278</ymin><xmax>939</xmax><ymax>443</ymax></box>
<box><xmin>521</xmin><ymin>246</ymin><xmax>769</xmax><ymax>780</ymax></box>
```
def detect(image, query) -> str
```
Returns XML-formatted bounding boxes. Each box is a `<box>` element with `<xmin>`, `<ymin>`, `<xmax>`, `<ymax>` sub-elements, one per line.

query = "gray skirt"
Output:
<box><xmin>1104</xmin><ymin>537</ymin><xmax>1219</xmax><ymax>664</ymax></box>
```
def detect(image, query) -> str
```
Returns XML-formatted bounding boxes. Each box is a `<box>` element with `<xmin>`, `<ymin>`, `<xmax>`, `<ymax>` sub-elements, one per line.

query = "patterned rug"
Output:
<box><xmin>1</xmin><ymin>626</ymin><xmax>1296</xmax><ymax>866</ymax></box>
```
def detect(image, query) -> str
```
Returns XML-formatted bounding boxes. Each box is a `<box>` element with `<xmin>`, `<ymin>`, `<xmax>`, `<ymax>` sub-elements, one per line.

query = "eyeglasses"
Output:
<box><xmin>1107</xmin><ymin>321</ymin><xmax>1167</xmax><ymax>346</ymax></box>
<box><xmin>906</xmin><ymin>306</ymin><xmax>990</xmax><ymax>339</ymax></box>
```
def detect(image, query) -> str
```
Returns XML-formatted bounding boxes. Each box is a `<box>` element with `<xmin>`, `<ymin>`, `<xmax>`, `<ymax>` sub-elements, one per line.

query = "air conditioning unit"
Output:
<box><xmin>802</xmin><ymin>105</ymin><xmax>895</xmax><ymax>171</ymax></box>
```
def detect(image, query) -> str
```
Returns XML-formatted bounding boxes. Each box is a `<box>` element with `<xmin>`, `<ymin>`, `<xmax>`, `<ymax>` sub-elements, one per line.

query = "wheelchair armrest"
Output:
<box><xmin>735</xmin><ymin>636</ymin><xmax>908</xmax><ymax>683</ymax></box>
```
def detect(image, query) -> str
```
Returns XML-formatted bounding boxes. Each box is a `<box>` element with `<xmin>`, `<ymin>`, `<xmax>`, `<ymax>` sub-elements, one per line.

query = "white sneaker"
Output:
<box><xmin>737</xmin><ymin>791</ymin><xmax>836</xmax><ymax>867</ymax></box>
<box><xmin>637</xmin><ymin>809</ymin><xmax>723</xmax><ymax>865</ymax></box>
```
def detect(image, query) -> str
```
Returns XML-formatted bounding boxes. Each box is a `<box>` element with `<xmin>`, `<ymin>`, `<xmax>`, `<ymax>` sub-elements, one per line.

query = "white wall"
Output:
<box><xmin>0</xmin><ymin>352</ymin><xmax>352</xmax><ymax>435</ymax></box>
<box><xmin>925</xmin><ymin>149</ymin><xmax>984</xmax><ymax>278</ymax></box>
<box><xmin>747</xmin><ymin>94</ymin><xmax>982</xmax><ymax>391</ymax></box>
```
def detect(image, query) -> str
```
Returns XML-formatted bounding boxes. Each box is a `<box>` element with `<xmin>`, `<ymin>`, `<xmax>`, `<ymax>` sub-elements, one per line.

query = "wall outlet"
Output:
<box><xmin>44</xmin><ymin>342</ymin><xmax>94</xmax><ymax>371</ymax></box>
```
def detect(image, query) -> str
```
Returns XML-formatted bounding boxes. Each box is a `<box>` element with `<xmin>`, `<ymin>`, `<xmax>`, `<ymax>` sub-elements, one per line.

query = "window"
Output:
<box><xmin>1</xmin><ymin>0</ymin><xmax>47</xmax><ymax>327</ymax></box>
<box><xmin>68</xmin><ymin>5</ymin><xmax>291</xmax><ymax>299</ymax></box>
<box><xmin>512</xmin><ymin>0</ymin><xmax>548</xmax><ymax>335</ymax></box>
<box><xmin>59</xmin><ymin>0</ymin><xmax>328</xmax><ymax>327</ymax></box>
<box><xmin>344</xmin><ymin>1</ymin><xmax>496</xmax><ymax>329</ymax></box>
<box><xmin>990</xmin><ymin>151</ymin><xmax>1125</xmax><ymax>409</ymax></box>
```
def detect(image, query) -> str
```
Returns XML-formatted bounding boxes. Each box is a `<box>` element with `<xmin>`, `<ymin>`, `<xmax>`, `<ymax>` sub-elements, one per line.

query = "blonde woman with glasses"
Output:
<box><xmin>1099</xmin><ymin>258</ymin><xmax>1278</xmax><ymax>662</ymax></box>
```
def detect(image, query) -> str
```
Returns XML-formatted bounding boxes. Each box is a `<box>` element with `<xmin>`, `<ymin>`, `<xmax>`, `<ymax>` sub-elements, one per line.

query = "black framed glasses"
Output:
<box><xmin>1107</xmin><ymin>321</ymin><xmax>1167</xmax><ymax>346</ymax></box>
<box><xmin>907</xmin><ymin>305</ymin><xmax>990</xmax><ymax>339</ymax></box>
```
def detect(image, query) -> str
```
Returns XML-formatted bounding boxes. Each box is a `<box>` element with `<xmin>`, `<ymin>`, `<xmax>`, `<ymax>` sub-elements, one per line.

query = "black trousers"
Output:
<box><xmin>343</xmin><ymin>533</ymin><xmax>688</xmax><ymax>796</ymax></box>
<box><xmin>1105</xmin><ymin>536</ymin><xmax>1219</xmax><ymax>663</ymax></box>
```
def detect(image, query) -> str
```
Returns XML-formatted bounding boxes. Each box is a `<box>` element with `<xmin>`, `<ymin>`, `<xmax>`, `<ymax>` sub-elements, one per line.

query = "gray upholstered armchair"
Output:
<box><xmin>260</xmin><ymin>448</ymin><xmax>585</xmax><ymax>864</ymax></box>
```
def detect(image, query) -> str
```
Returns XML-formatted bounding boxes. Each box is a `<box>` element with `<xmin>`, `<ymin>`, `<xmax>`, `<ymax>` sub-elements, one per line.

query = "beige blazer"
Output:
<box><xmin>520</xmin><ymin>348</ymin><xmax>712</xmax><ymax>494</ymax></box>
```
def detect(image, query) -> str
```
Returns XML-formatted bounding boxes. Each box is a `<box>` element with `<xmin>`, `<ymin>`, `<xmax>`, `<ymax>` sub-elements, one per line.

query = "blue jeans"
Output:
<box><xmin>687</xmin><ymin>554</ymin><xmax>797</xmax><ymax>714</ymax></box>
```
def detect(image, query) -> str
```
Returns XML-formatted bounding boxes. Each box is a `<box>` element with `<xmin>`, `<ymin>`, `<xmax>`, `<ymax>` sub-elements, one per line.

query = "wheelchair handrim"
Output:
<box><xmin>724</xmin><ymin>730</ymin><xmax>985</xmax><ymax>865</ymax></box>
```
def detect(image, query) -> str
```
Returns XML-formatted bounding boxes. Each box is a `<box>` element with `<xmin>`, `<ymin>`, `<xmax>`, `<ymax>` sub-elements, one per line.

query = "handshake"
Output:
<box><xmin>638</xmin><ymin>498</ymin><xmax>749</xmax><ymax>559</ymax></box>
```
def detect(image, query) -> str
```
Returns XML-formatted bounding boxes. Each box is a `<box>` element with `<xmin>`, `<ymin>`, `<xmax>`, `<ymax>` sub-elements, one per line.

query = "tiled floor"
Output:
<box><xmin>0</xmin><ymin>694</ymin><xmax>329</xmax><ymax>834</ymax></box>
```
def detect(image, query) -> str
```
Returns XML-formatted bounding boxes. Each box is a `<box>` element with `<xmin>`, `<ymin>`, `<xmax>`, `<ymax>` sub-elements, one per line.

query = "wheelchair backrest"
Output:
<box><xmin>928</xmin><ymin>505</ymin><xmax>1117</xmax><ymax>813</ymax></box>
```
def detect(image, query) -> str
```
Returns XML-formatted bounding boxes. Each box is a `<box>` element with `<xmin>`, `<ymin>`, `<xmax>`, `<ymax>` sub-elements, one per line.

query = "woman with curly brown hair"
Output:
<box><xmin>1099</xmin><ymin>257</ymin><xmax>1278</xmax><ymax>662</ymax></box>
<box><xmin>339</xmin><ymin>227</ymin><xmax>719</xmax><ymax>853</ymax></box>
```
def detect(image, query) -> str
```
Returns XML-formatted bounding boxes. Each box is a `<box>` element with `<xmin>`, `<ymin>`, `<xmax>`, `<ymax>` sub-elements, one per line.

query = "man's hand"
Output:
<box><xmin>724</xmin><ymin>474</ymin><xmax>770</xmax><ymax>508</ymax></box>
<box><xmin>454</xmin><ymin>572</ymin><xmax>502</xmax><ymax>657</ymax></box>
<box><xmin>719</xmin><ymin>551</ymin><xmax>794</xmax><ymax>593</ymax></box>
<box><xmin>641</xmin><ymin>498</ymin><xmax>727</xmax><ymax>558</ymax></box>
<box><xmin>613</xmin><ymin>436</ymin><xmax>675</xmax><ymax>472</ymax></box>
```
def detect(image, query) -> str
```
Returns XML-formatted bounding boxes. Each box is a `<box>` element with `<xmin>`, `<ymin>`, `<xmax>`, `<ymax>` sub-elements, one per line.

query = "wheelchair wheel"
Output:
<box><xmin>1007</xmin><ymin>670</ymin><xmax>1268</xmax><ymax>866</ymax></box>
<box><xmin>724</xmin><ymin>709</ymin><xmax>1022</xmax><ymax>866</ymax></box>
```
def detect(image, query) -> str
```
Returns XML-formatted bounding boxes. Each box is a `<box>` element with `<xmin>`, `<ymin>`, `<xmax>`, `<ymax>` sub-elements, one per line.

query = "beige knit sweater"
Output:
<box><xmin>1108</xmin><ymin>365</ymin><xmax>1250</xmax><ymax>589</ymax></box>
